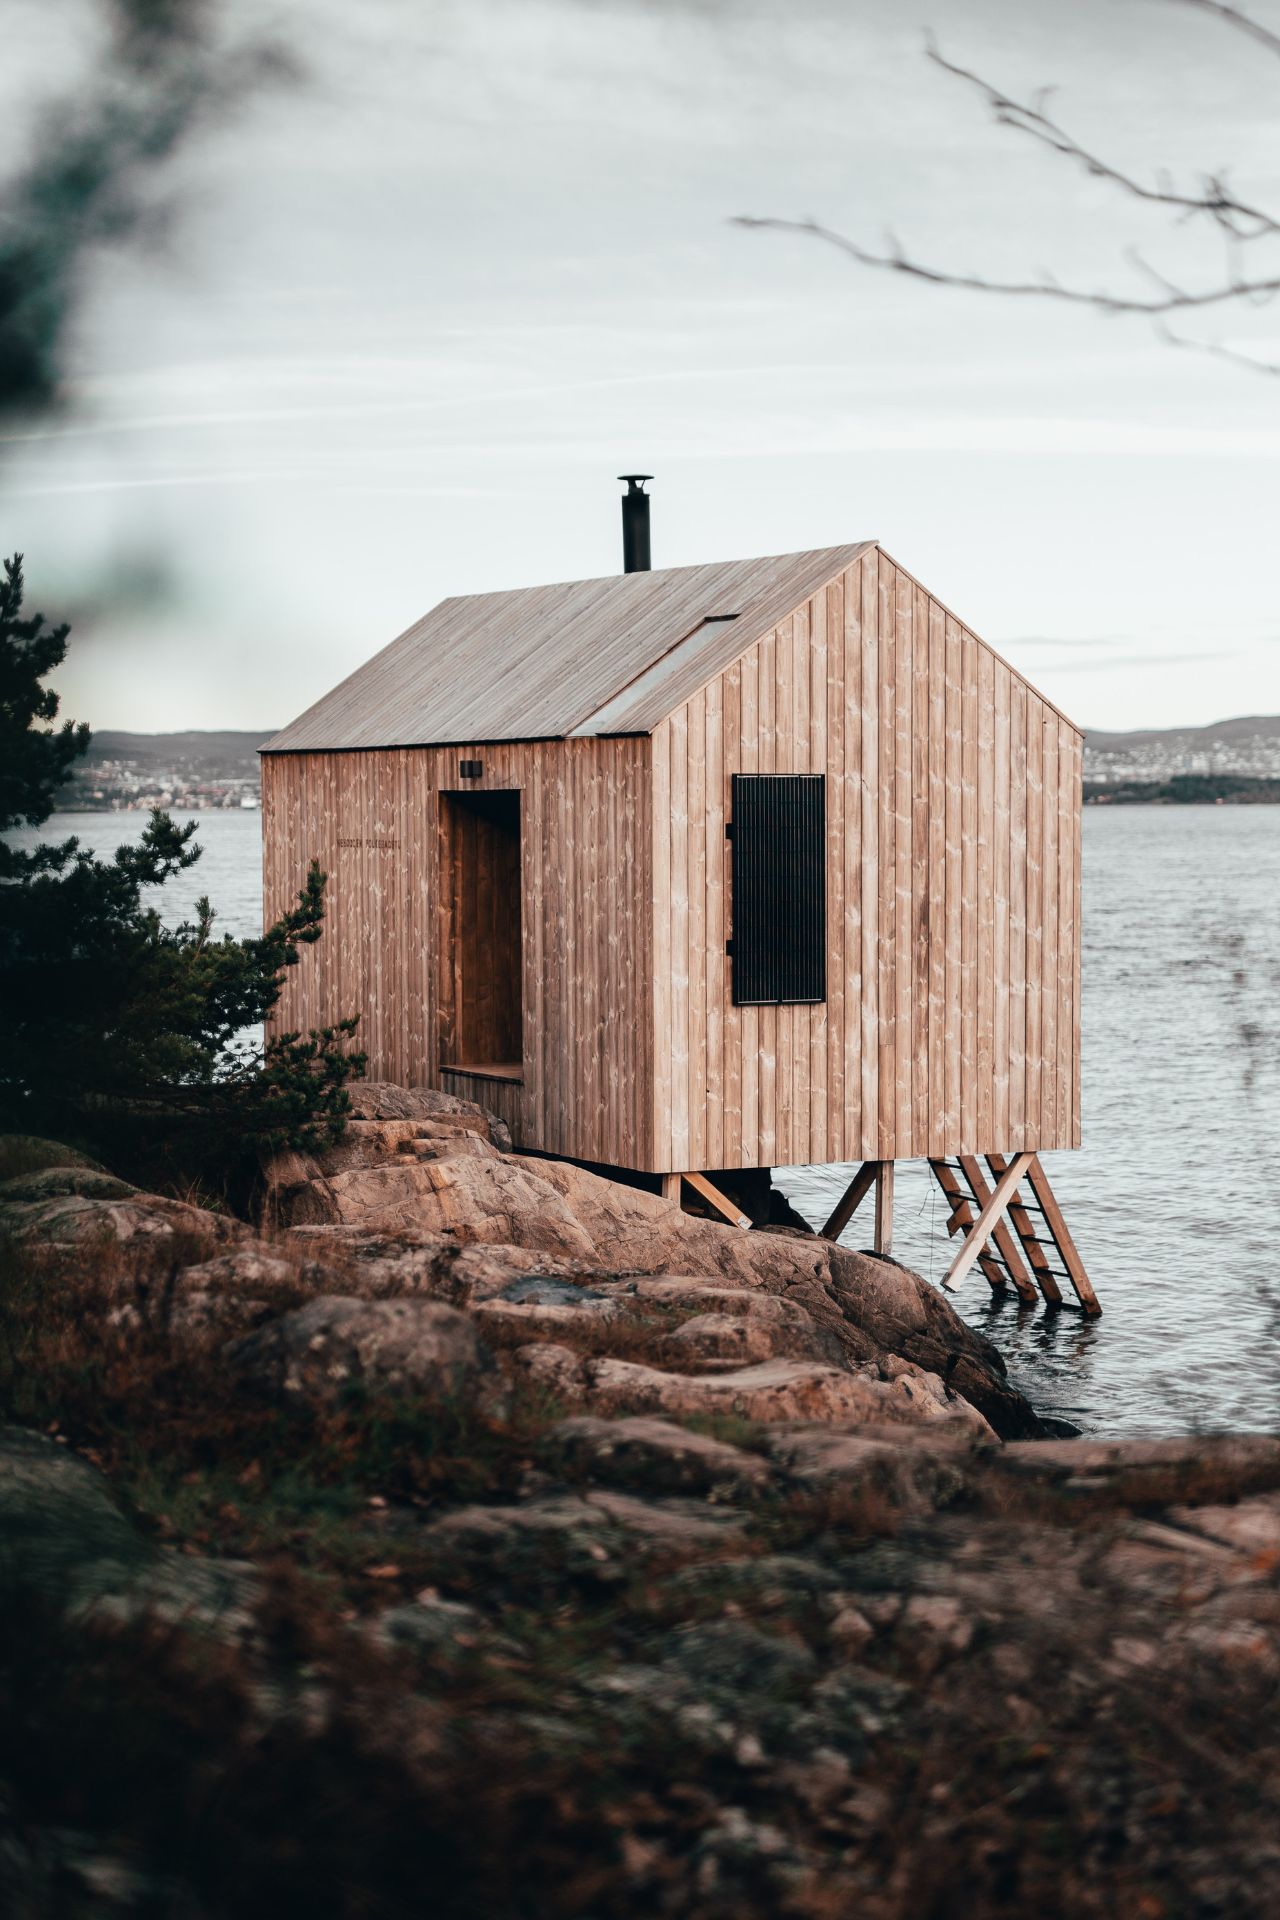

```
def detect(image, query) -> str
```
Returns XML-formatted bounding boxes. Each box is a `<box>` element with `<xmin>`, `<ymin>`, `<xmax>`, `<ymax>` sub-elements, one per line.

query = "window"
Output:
<box><xmin>729</xmin><ymin>773</ymin><xmax>826</xmax><ymax>1006</ymax></box>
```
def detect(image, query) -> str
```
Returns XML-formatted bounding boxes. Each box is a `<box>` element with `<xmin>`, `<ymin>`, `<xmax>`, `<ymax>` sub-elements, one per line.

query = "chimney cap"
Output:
<box><xmin>618</xmin><ymin>473</ymin><xmax>653</xmax><ymax>490</ymax></box>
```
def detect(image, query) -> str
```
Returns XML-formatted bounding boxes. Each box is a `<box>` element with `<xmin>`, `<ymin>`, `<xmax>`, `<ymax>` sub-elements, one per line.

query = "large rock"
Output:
<box><xmin>824</xmin><ymin>1247</ymin><xmax>1040</xmax><ymax>1438</ymax></box>
<box><xmin>259</xmin><ymin>1083</ymin><xmax>513</xmax><ymax>1224</ymax></box>
<box><xmin>226</xmin><ymin>1295</ymin><xmax>506</xmax><ymax>1410</ymax></box>
<box><xmin>1166</xmin><ymin>1496</ymin><xmax>1280</xmax><ymax>1555</ymax></box>
<box><xmin>322</xmin><ymin>1158</ymin><xmax>596</xmax><ymax>1257</ymax></box>
<box><xmin>346</xmin><ymin>1081</ymin><xmax>512</xmax><ymax>1148</ymax></box>
<box><xmin>285</xmin><ymin>1226</ymin><xmax>610</xmax><ymax>1317</ymax></box>
<box><xmin>0</xmin><ymin>1135</ymin><xmax>107</xmax><ymax>1181</ymax></box>
<box><xmin>312</xmin><ymin>1118</ymin><xmax>505</xmax><ymax>1178</ymax></box>
<box><xmin>262</xmin><ymin>1088</ymin><xmax>1043</xmax><ymax>1436</ymax></box>
<box><xmin>0</xmin><ymin>1426</ymin><xmax>149</xmax><ymax>1598</ymax></box>
<box><xmin>424</xmin><ymin>1488</ymin><xmax>743</xmax><ymax>1584</ymax></box>
<box><xmin>0</xmin><ymin>1179</ymin><xmax>245</xmax><ymax>1251</ymax></box>
<box><xmin>658</xmin><ymin>1298</ymin><xmax>845</xmax><ymax>1371</ymax></box>
<box><xmin>509</xmin><ymin>1341</ymin><xmax>588</xmax><ymax>1402</ymax></box>
<box><xmin>165</xmin><ymin>1245</ymin><xmax>330</xmax><ymax>1339</ymax></box>
<box><xmin>659</xmin><ymin>1311</ymin><xmax>790</xmax><ymax>1369</ymax></box>
<box><xmin>370</xmin><ymin>1592</ymin><xmax>491</xmax><ymax>1661</ymax></box>
<box><xmin>511</xmin><ymin>1155</ymin><xmax>826</xmax><ymax>1289</ymax></box>
<box><xmin>0</xmin><ymin>1428</ymin><xmax>253</xmax><ymax>1631</ymax></box>
<box><xmin>0</xmin><ymin>1164</ymin><xmax>135</xmax><ymax>1203</ymax></box>
<box><xmin>994</xmin><ymin>1434</ymin><xmax>1280</xmax><ymax>1505</ymax></box>
<box><xmin>765</xmin><ymin>1421</ymin><xmax>987</xmax><ymax>1513</ymax></box>
<box><xmin>552</xmin><ymin>1414</ymin><xmax>774</xmax><ymax>1496</ymax></box>
<box><xmin>0</xmin><ymin>1140</ymin><xmax>245</xmax><ymax>1257</ymax></box>
<box><xmin>512</xmin><ymin>1158</ymin><xmax>1036</xmax><ymax>1434</ymax></box>
<box><xmin>660</xmin><ymin>1616</ymin><xmax>818</xmax><ymax>1695</ymax></box>
<box><xmin>582</xmin><ymin>1356</ymin><xmax>992</xmax><ymax>1433</ymax></box>
<box><xmin>610</xmin><ymin>1277</ymin><xmax>823</xmax><ymax>1318</ymax></box>
<box><xmin>473</xmin><ymin>1277</ymin><xmax>621</xmax><ymax>1339</ymax></box>
<box><xmin>273</xmin><ymin>1156</ymin><xmax>597</xmax><ymax>1261</ymax></box>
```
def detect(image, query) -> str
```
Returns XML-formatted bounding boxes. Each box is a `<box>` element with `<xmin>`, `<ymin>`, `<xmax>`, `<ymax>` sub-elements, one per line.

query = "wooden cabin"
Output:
<box><xmin>262</xmin><ymin>517</ymin><xmax>1097</xmax><ymax>1311</ymax></box>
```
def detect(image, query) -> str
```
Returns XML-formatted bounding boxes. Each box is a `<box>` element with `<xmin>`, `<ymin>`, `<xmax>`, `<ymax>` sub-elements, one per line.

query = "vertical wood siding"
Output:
<box><xmin>650</xmin><ymin>548</ymin><xmax>1082</xmax><ymax>1171</ymax></box>
<box><xmin>261</xmin><ymin>738</ymin><xmax>652</xmax><ymax>1166</ymax></box>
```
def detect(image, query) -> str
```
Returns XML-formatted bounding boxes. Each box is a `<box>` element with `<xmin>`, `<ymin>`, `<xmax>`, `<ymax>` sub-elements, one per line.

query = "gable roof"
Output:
<box><xmin>260</xmin><ymin>543</ymin><xmax>875</xmax><ymax>752</ymax></box>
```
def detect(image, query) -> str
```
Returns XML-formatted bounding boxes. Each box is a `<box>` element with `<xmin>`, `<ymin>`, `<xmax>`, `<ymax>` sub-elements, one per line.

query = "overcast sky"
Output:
<box><xmin>4</xmin><ymin>0</ymin><xmax>1280</xmax><ymax>734</ymax></box>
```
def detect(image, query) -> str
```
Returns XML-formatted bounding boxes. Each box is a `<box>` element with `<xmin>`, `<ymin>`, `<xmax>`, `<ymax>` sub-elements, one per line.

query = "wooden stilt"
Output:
<box><xmin>986</xmin><ymin>1153</ymin><xmax>1064</xmax><ymax>1306</ymax></box>
<box><xmin>928</xmin><ymin>1159</ymin><xmax>1011</xmax><ymax>1294</ymax></box>
<box><xmin>660</xmin><ymin>1174</ymin><xmax>681</xmax><ymax>1203</ymax></box>
<box><xmin>681</xmin><ymin>1171</ymin><xmax>753</xmax><ymax>1231</ymax></box>
<box><xmin>874</xmin><ymin>1162</ymin><xmax>895</xmax><ymax>1256</ymax></box>
<box><xmin>958</xmin><ymin>1155</ymin><xmax>1040</xmax><ymax>1304</ymax></box>
<box><xmin>942</xmin><ymin>1151</ymin><xmax>1034</xmax><ymax>1291</ymax></box>
<box><xmin>1025</xmin><ymin>1156</ymin><xmax>1101</xmax><ymax>1316</ymax></box>
<box><xmin>820</xmin><ymin>1161</ymin><xmax>878</xmax><ymax>1241</ymax></box>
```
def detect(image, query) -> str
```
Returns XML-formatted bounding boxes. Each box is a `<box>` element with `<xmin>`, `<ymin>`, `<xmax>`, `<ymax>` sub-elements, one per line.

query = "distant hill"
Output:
<box><xmin>1083</xmin><ymin>714</ymin><xmax>1280</xmax><ymax>786</ymax></box>
<box><xmin>81</xmin><ymin>730</ymin><xmax>275</xmax><ymax>780</ymax></box>
<box><xmin>62</xmin><ymin>730</ymin><xmax>279</xmax><ymax>811</ymax></box>
<box><xmin>1085</xmin><ymin>714</ymin><xmax>1280</xmax><ymax>753</ymax></box>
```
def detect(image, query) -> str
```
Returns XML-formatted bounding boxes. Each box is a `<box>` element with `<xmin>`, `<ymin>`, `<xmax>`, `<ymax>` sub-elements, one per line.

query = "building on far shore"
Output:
<box><xmin>261</xmin><ymin>480</ymin><xmax>1097</xmax><ymax>1313</ymax></box>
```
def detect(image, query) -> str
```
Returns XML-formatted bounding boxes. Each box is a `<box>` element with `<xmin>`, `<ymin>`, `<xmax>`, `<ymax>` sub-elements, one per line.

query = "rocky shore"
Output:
<box><xmin>3</xmin><ymin>1085</ymin><xmax>1279</xmax><ymax>1917</ymax></box>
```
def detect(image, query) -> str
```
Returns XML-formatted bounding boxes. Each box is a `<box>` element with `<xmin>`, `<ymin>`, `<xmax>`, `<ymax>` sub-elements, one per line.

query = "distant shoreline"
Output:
<box><xmin>51</xmin><ymin>783</ymin><xmax>1280</xmax><ymax>814</ymax></box>
<box><xmin>50</xmin><ymin>804</ymin><xmax>259</xmax><ymax>815</ymax></box>
<box><xmin>1085</xmin><ymin>775</ymin><xmax>1280</xmax><ymax>805</ymax></box>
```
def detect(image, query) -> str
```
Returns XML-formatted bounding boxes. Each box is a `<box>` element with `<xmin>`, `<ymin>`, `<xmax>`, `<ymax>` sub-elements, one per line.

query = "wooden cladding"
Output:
<box><xmin>650</xmin><ymin>546</ymin><xmax>1081</xmax><ymax>1174</ymax></box>
<box><xmin>729</xmin><ymin>774</ymin><xmax>826</xmax><ymax>1007</ymax></box>
<box><xmin>261</xmin><ymin>738</ymin><xmax>652</xmax><ymax>1166</ymax></box>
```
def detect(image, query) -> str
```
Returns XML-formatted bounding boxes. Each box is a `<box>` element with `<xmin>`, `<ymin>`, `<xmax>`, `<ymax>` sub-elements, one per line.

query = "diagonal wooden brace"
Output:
<box><xmin>942</xmin><ymin>1151</ymin><xmax>1035</xmax><ymax>1292</ymax></box>
<box><xmin>928</xmin><ymin>1159</ymin><xmax>1008</xmax><ymax>1293</ymax></box>
<box><xmin>958</xmin><ymin>1155</ymin><xmax>1040</xmax><ymax>1304</ymax></box>
<box><xmin>666</xmin><ymin>1171</ymin><xmax>753</xmax><ymax>1231</ymax></box>
<box><xmin>820</xmin><ymin>1161</ymin><xmax>879</xmax><ymax>1241</ymax></box>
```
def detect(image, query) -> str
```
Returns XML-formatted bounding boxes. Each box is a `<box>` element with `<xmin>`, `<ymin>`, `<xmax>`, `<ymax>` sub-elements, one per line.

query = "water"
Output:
<box><xmin>783</xmin><ymin>808</ymin><xmax>1280</xmax><ymax>1435</ymax></box>
<box><xmin>32</xmin><ymin>806</ymin><xmax>1280</xmax><ymax>1436</ymax></box>
<box><xmin>33</xmin><ymin>810</ymin><xmax>266</xmax><ymax>941</ymax></box>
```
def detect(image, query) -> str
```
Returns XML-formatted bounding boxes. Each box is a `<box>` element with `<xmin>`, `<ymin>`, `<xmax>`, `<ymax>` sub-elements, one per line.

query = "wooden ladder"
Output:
<box><xmin>927</xmin><ymin>1153</ymin><xmax>1100</xmax><ymax>1316</ymax></box>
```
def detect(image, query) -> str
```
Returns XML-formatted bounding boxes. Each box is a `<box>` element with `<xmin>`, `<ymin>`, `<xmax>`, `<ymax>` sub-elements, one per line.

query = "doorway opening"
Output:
<box><xmin>438</xmin><ymin>789</ymin><xmax>524</xmax><ymax>1082</ymax></box>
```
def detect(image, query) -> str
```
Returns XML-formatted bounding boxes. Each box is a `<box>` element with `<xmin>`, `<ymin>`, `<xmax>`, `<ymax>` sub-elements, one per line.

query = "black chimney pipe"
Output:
<box><xmin>619</xmin><ymin>474</ymin><xmax>652</xmax><ymax>573</ymax></box>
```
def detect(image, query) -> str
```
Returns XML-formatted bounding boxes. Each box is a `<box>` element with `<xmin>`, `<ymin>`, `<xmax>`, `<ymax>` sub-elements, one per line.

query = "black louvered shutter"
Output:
<box><xmin>729</xmin><ymin>774</ymin><xmax>826</xmax><ymax>1006</ymax></box>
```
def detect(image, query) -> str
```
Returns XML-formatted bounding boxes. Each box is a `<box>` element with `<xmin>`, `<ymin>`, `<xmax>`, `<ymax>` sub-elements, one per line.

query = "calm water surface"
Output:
<box><xmin>43</xmin><ymin>807</ymin><xmax>1280</xmax><ymax>1435</ymax></box>
<box><xmin>35</xmin><ymin>811</ymin><xmax>266</xmax><ymax>940</ymax></box>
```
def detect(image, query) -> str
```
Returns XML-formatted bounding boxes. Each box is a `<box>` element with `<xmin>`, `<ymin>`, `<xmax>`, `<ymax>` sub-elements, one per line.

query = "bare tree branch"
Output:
<box><xmin>1175</xmin><ymin>0</ymin><xmax>1280</xmax><ymax>61</ymax></box>
<box><xmin>925</xmin><ymin>39</ymin><xmax>1280</xmax><ymax>241</ymax></box>
<box><xmin>737</xmin><ymin>0</ymin><xmax>1280</xmax><ymax>377</ymax></box>
<box><xmin>1155</xmin><ymin>315</ymin><xmax>1280</xmax><ymax>373</ymax></box>
<box><xmin>732</xmin><ymin>213</ymin><xmax>1280</xmax><ymax>316</ymax></box>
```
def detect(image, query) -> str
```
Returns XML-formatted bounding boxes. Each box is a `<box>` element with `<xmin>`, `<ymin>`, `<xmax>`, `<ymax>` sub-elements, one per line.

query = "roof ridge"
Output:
<box><xmin>424</xmin><ymin>541</ymin><xmax>872</xmax><ymax>609</ymax></box>
<box><xmin>261</xmin><ymin>544</ymin><xmax>878</xmax><ymax>752</ymax></box>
